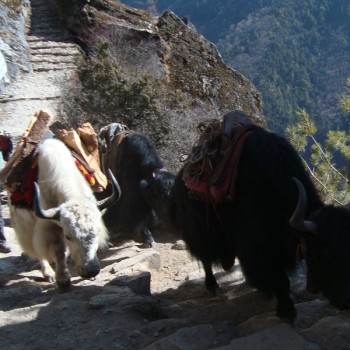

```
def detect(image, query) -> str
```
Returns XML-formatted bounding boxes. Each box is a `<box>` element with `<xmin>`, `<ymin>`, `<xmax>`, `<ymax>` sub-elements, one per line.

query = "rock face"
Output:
<box><xmin>0</xmin><ymin>0</ymin><xmax>83</xmax><ymax>136</ymax></box>
<box><xmin>156</xmin><ymin>11</ymin><xmax>263</xmax><ymax>125</ymax></box>
<box><xmin>0</xmin><ymin>0</ymin><xmax>265</xmax><ymax>140</ymax></box>
<box><xmin>56</xmin><ymin>0</ymin><xmax>265</xmax><ymax>127</ymax></box>
<box><xmin>0</xmin><ymin>0</ymin><xmax>31</xmax><ymax>93</ymax></box>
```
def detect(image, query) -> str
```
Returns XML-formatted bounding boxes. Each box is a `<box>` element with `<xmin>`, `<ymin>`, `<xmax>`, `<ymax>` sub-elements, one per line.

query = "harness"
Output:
<box><xmin>181</xmin><ymin>117</ymin><xmax>256</xmax><ymax>229</ymax></box>
<box><xmin>0</xmin><ymin>110</ymin><xmax>51</xmax><ymax>195</ymax></box>
<box><xmin>98</xmin><ymin>123</ymin><xmax>132</xmax><ymax>177</ymax></box>
<box><xmin>183</xmin><ymin>119</ymin><xmax>256</xmax><ymax>202</ymax></box>
<box><xmin>1</xmin><ymin>110</ymin><xmax>110</xmax><ymax>208</ymax></box>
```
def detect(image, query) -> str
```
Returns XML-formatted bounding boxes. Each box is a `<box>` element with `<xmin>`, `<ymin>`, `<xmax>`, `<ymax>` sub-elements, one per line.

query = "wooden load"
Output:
<box><xmin>0</xmin><ymin>110</ymin><xmax>108</xmax><ymax>209</ymax></box>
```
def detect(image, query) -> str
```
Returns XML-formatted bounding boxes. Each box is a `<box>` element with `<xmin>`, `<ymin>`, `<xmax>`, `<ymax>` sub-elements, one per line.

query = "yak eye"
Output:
<box><xmin>65</xmin><ymin>235</ymin><xmax>71</xmax><ymax>241</ymax></box>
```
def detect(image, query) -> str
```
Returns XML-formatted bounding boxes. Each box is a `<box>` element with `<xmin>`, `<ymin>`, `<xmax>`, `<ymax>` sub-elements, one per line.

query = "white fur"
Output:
<box><xmin>10</xmin><ymin>138</ymin><xmax>109</xmax><ymax>287</ymax></box>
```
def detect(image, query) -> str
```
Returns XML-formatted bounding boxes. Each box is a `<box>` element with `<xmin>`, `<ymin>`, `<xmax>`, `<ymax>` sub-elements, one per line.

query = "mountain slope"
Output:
<box><xmin>124</xmin><ymin>0</ymin><xmax>350</xmax><ymax>136</ymax></box>
<box><xmin>217</xmin><ymin>0</ymin><xmax>350</xmax><ymax>133</ymax></box>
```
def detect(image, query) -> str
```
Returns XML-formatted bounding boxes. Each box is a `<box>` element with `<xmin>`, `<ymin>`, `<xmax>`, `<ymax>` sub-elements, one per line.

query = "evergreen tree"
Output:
<box><xmin>287</xmin><ymin>78</ymin><xmax>350</xmax><ymax>204</ymax></box>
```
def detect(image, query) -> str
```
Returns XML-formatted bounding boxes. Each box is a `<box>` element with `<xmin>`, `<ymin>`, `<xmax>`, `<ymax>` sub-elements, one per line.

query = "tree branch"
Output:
<box><xmin>300</xmin><ymin>155</ymin><xmax>344</xmax><ymax>206</ymax></box>
<box><xmin>310</xmin><ymin>135</ymin><xmax>349</xmax><ymax>183</ymax></box>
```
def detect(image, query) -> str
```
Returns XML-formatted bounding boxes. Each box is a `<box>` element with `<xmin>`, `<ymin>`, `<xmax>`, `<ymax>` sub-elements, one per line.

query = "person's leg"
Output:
<box><xmin>0</xmin><ymin>204</ymin><xmax>11</xmax><ymax>253</ymax></box>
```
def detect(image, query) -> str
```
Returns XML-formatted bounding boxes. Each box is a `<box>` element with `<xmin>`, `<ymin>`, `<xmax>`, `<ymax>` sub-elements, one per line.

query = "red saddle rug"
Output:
<box><xmin>183</xmin><ymin>122</ymin><xmax>255</xmax><ymax>202</ymax></box>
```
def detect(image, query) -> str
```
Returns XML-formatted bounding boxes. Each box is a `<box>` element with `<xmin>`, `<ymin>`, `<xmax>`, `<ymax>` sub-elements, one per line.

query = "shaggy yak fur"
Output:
<box><xmin>9</xmin><ymin>138</ymin><xmax>119</xmax><ymax>289</ymax></box>
<box><xmin>142</xmin><ymin>121</ymin><xmax>350</xmax><ymax>323</ymax></box>
<box><xmin>100</xmin><ymin>131</ymin><xmax>164</xmax><ymax>247</ymax></box>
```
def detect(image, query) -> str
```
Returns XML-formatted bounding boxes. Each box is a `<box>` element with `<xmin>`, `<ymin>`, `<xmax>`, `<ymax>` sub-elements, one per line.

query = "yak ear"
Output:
<box><xmin>289</xmin><ymin>177</ymin><xmax>317</xmax><ymax>234</ymax></box>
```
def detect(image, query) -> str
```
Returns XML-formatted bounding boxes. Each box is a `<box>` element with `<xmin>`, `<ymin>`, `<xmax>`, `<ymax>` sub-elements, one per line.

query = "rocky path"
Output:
<box><xmin>1</xmin><ymin>199</ymin><xmax>350</xmax><ymax>350</ymax></box>
<box><xmin>0</xmin><ymin>0</ymin><xmax>81</xmax><ymax>137</ymax></box>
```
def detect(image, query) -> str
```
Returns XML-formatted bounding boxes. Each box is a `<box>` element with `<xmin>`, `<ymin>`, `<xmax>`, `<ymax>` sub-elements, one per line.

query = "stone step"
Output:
<box><xmin>28</xmin><ymin>28</ymin><xmax>64</xmax><ymax>36</ymax></box>
<box><xmin>27</xmin><ymin>35</ymin><xmax>75</xmax><ymax>43</ymax></box>
<box><xmin>30</xmin><ymin>2</ymin><xmax>58</xmax><ymax>10</ymax></box>
<box><xmin>30</xmin><ymin>47</ymin><xmax>81</xmax><ymax>56</ymax></box>
<box><xmin>28</xmin><ymin>41</ymin><xmax>79</xmax><ymax>49</ymax></box>
<box><xmin>30</xmin><ymin>13</ymin><xmax>59</xmax><ymax>20</ymax></box>
<box><xmin>30</xmin><ymin>6</ymin><xmax>57</xmax><ymax>12</ymax></box>
<box><xmin>30</xmin><ymin>54</ymin><xmax>78</xmax><ymax>64</ymax></box>
<box><xmin>30</xmin><ymin>0</ymin><xmax>56</xmax><ymax>6</ymax></box>
<box><xmin>30</xmin><ymin>14</ymin><xmax>59</xmax><ymax>21</ymax></box>
<box><xmin>32</xmin><ymin>62</ymin><xmax>77</xmax><ymax>72</ymax></box>
<box><xmin>30</xmin><ymin>22</ymin><xmax>63</xmax><ymax>31</ymax></box>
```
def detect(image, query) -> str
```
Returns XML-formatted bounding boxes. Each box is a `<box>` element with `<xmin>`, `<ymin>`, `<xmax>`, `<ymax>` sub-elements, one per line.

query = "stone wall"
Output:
<box><xmin>0</xmin><ymin>0</ymin><xmax>31</xmax><ymax>93</ymax></box>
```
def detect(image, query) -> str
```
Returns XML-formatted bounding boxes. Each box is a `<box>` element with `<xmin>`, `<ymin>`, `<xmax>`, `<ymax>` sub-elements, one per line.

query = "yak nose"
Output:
<box><xmin>78</xmin><ymin>260</ymin><xmax>101</xmax><ymax>279</ymax></box>
<box><xmin>81</xmin><ymin>267</ymin><xmax>100</xmax><ymax>278</ymax></box>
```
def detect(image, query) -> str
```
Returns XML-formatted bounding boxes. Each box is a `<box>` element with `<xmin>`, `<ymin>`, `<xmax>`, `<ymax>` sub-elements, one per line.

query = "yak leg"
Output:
<box><xmin>220</xmin><ymin>255</ymin><xmax>235</xmax><ymax>271</ymax></box>
<box><xmin>238</xmin><ymin>249</ymin><xmax>296</xmax><ymax>323</ymax></box>
<box><xmin>34</xmin><ymin>222</ymin><xmax>71</xmax><ymax>290</ymax></box>
<box><xmin>140</xmin><ymin>210</ymin><xmax>158</xmax><ymax>248</ymax></box>
<box><xmin>273</xmin><ymin>272</ymin><xmax>296</xmax><ymax>323</ymax></box>
<box><xmin>39</xmin><ymin>260</ymin><xmax>55</xmax><ymax>282</ymax></box>
<box><xmin>202</xmin><ymin>260</ymin><xmax>221</xmax><ymax>295</ymax></box>
<box><xmin>141</xmin><ymin>226</ymin><xmax>155</xmax><ymax>248</ymax></box>
<box><xmin>52</xmin><ymin>242</ymin><xmax>71</xmax><ymax>291</ymax></box>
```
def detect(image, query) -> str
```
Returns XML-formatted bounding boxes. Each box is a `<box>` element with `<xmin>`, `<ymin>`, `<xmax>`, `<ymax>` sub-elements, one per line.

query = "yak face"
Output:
<box><xmin>140</xmin><ymin>170</ymin><xmax>176</xmax><ymax>222</ymax></box>
<box><xmin>58</xmin><ymin>201</ymin><xmax>108</xmax><ymax>279</ymax></box>
<box><xmin>117</xmin><ymin>133</ymin><xmax>164</xmax><ymax>183</ymax></box>
<box><xmin>32</xmin><ymin>170</ymin><xmax>118</xmax><ymax>280</ymax></box>
<box><xmin>306</xmin><ymin>205</ymin><xmax>350</xmax><ymax>309</ymax></box>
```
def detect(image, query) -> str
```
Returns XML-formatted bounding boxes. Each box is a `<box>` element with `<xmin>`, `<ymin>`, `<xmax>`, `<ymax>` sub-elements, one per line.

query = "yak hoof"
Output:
<box><xmin>276</xmin><ymin>305</ymin><xmax>297</xmax><ymax>325</ymax></box>
<box><xmin>259</xmin><ymin>291</ymin><xmax>274</xmax><ymax>301</ymax></box>
<box><xmin>57</xmin><ymin>279</ymin><xmax>72</xmax><ymax>292</ymax></box>
<box><xmin>141</xmin><ymin>241</ymin><xmax>154</xmax><ymax>249</ymax></box>
<box><xmin>43</xmin><ymin>275</ymin><xmax>55</xmax><ymax>283</ymax></box>
<box><xmin>207</xmin><ymin>283</ymin><xmax>224</xmax><ymax>296</ymax></box>
<box><xmin>212</xmin><ymin>286</ymin><xmax>225</xmax><ymax>296</ymax></box>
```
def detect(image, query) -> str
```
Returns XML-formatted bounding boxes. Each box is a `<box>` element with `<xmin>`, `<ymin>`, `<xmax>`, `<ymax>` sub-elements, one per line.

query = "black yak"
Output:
<box><xmin>99</xmin><ymin>124</ymin><xmax>164</xmax><ymax>247</ymax></box>
<box><xmin>141</xmin><ymin>111</ymin><xmax>350</xmax><ymax>322</ymax></box>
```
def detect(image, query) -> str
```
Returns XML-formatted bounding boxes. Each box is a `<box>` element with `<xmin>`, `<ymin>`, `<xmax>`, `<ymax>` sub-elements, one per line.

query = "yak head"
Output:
<box><xmin>290</xmin><ymin>178</ymin><xmax>350</xmax><ymax>309</ymax></box>
<box><xmin>140</xmin><ymin>169</ymin><xmax>176</xmax><ymax>223</ymax></box>
<box><xmin>34</xmin><ymin>170</ymin><xmax>120</xmax><ymax>279</ymax></box>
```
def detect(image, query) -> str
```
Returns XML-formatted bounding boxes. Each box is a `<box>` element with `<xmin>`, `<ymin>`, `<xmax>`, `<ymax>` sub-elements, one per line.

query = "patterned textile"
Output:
<box><xmin>0</xmin><ymin>110</ymin><xmax>51</xmax><ymax>193</ymax></box>
<box><xmin>183</xmin><ymin>119</ymin><xmax>256</xmax><ymax>202</ymax></box>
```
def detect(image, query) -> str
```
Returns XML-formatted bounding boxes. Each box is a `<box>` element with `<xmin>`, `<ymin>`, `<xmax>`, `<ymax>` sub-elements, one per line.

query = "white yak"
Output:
<box><xmin>9</xmin><ymin>138</ymin><xmax>120</xmax><ymax>289</ymax></box>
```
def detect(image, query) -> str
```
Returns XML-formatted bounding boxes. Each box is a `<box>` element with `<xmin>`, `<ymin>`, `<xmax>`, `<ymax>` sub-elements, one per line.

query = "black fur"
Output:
<box><xmin>143</xmin><ymin>125</ymin><xmax>350</xmax><ymax>322</ymax></box>
<box><xmin>101</xmin><ymin>132</ymin><xmax>163</xmax><ymax>246</ymax></box>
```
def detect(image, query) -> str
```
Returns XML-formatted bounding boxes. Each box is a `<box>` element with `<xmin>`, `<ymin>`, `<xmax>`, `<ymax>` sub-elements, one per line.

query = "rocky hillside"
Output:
<box><xmin>55</xmin><ymin>0</ymin><xmax>265</xmax><ymax>137</ymax></box>
<box><xmin>1</xmin><ymin>0</ymin><xmax>265</xmax><ymax>171</ymax></box>
<box><xmin>0</xmin><ymin>0</ymin><xmax>82</xmax><ymax>137</ymax></box>
<box><xmin>127</xmin><ymin>0</ymin><xmax>350</xmax><ymax>136</ymax></box>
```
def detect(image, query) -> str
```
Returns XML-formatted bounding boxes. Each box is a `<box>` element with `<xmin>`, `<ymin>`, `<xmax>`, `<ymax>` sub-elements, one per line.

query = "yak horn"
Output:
<box><xmin>97</xmin><ymin>169</ymin><xmax>121</xmax><ymax>211</ymax></box>
<box><xmin>34</xmin><ymin>182</ymin><xmax>61</xmax><ymax>221</ymax></box>
<box><xmin>289</xmin><ymin>177</ymin><xmax>317</xmax><ymax>233</ymax></box>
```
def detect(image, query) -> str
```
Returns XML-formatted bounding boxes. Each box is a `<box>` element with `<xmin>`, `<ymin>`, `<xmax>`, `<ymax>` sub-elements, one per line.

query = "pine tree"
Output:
<box><xmin>287</xmin><ymin>79</ymin><xmax>350</xmax><ymax>204</ymax></box>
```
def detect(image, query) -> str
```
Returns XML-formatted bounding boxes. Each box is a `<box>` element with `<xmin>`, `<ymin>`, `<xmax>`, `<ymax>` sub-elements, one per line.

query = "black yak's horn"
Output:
<box><xmin>289</xmin><ymin>177</ymin><xmax>317</xmax><ymax>233</ymax></box>
<box><xmin>34</xmin><ymin>182</ymin><xmax>61</xmax><ymax>221</ymax></box>
<box><xmin>97</xmin><ymin>169</ymin><xmax>121</xmax><ymax>211</ymax></box>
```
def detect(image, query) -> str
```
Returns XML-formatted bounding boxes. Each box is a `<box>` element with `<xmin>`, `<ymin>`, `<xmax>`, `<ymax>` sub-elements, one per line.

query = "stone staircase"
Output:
<box><xmin>0</xmin><ymin>0</ymin><xmax>82</xmax><ymax>137</ymax></box>
<box><xmin>28</xmin><ymin>0</ymin><xmax>80</xmax><ymax>72</ymax></box>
